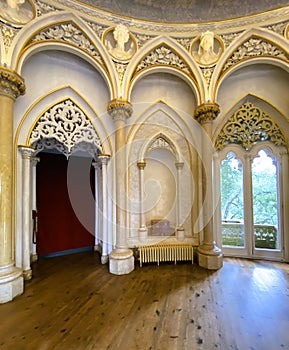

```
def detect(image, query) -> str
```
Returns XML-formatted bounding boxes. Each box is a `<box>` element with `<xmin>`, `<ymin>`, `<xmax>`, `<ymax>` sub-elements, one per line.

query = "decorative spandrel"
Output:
<box><xmin>30</xmin><ymin>99</ymin><xmax>102</xmax><ymax>157</ymax></box>
<box><xmin>215</xmin><ymin>102</ymin><xmax>287</xmax><ymax>151</ymax></box>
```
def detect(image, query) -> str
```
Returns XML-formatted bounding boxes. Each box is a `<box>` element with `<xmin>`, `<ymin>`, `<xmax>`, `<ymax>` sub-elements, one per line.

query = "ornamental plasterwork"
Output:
<box><xmin>146</xmin><ymin>136</ymin><xmax>175</xmax><ymax>157</ymax></box>
<box><xmin>264</xmin><ymin>21</ymin><xmax>288</xmax><ymax>37</ymax></box>
<box><xmin>30</xmin><ymin>99</ymin><xmax>102</xmax><ymax>158</ymax></box>
<box><xmin>135</xmin><ymin>45</ymin><xmax>192</xmax><ymax>75</ymax></box>
<box><xmin>174</xmin><ymin>38</ymin><xmax>191</xmax><ymax>52</ymax></box>
<box><xmin>134</xmin><ymin>33</ymin><xmax>156</xmax><ymax>49</ymax></box>
<box><xmin>86</xmin><ymin>21</ymin><xmax>108</xmax><ymax>40</ymax></box>
<box><xmin>34</xmin><ymin>0</ymin><xmax>61</xmax><ymax>16</ymax></box>
<box><xmin>219</xmin><ymin>32</ymin><xmax>243</xmax><ymax>48</ymax></box>
<box><xmin>222</xmin><ymin>37</ymin><xmax>288</xmax><ymax>72</ymax></box>
<box><xmin>29</xmin><ymin>22</ymin><xmax>104</xmax><ymax>65</ymax></box>
<box><xmin>215</xmin><ymin>102</ymin><xmax>287</xmax><ymax>151</ymax></box>
<box><xmin>1</xmin><ymin>25</ymin><xmax>17</xmax><ymax>51</ymax></box>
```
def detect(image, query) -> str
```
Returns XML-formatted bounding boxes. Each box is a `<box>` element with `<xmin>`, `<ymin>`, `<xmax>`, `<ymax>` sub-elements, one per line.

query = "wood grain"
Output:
<box><xmin>0</xmin><ymin>252</ymin><xmax>289</xmax><ymax>350</ymax></box>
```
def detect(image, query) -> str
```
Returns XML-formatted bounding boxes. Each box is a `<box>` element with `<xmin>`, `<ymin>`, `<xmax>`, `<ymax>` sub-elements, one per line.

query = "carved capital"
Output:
<box><xmin>194</xmin><ymin>103</ymin><xmax>220</xmax><ymax>125</ymax></box>
<box><xmin>175</xmin><ymin>162</ymin><xmax>184</xmax><ymax>170</ymax></box>
<box><xmin>137</xmin><ymin>161</ymin><xmax>146</xmax><ymax>170</ymax></box>
<box><xmin>107</xmin><ymin>99</ymin><xmax>132</xmax><ymax>122</ymax></box>
<box><xmin>0</xmin><ymin>67</ymin><xmax>25</xmax><ymax>100</ymax></box>
<box><xmin>98</xmin><ymin>154</ymin><xmax>111</xmax><ymax>165</ymax></box>
<box><xmin>18</xmin><ymin>145</ymin><xmax>35</xmax><ymax>160</ymax></box>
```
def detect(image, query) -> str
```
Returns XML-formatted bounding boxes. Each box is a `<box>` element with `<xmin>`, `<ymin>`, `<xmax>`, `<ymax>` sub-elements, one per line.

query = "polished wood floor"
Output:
<box><xmin>1</xmin><ymin>252</ymin><xmax>289</xmax><ymax>350</ymax></box>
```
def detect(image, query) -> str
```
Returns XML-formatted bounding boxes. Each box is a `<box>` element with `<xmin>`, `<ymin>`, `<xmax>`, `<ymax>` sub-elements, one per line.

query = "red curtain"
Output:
<box><xmin>36</xmin><ymin>152</ymin><xmax>95</xmax><ymax>255</ymax></box>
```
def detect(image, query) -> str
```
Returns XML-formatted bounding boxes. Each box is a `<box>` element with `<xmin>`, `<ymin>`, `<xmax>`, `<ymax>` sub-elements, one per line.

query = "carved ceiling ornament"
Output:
<box><xmin>135</xmin><ymin>45</ymin><xmax>192</xmax><ymax>76</ymax></box>
<box><xmin>222</xmin><ymin>36</ymin><xmax>288</xmax><ymax>72</ymax></box>
<box><xmin>29</xmin><ymin>98</ymin><xmax>102</xmax><ymax>158</ymax></box>
<box><xmin>215</xmin><ymin>102</ymin><xmax>287</xmax><ymax>151</ymax></box>
<box><xmin>29</xmin><ymin>22</ymin><xmax>104</xmax><ymax>65</ymax></box>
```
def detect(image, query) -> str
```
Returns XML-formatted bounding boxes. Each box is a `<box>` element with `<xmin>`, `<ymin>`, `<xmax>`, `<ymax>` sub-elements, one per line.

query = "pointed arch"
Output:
<box><xmin>9</xmin><ymin>12</ymin><xmax>117</xmax><ymax>99</ymax></box>
<box><xmin>211</xmin><ymin>28</ymin><xmax>289</xmax><ymax>101</ymax></box>
<box><xmin>123</xmin><ymin>36</ymin><xmax>204</xmax><ymax>104</ymax></box>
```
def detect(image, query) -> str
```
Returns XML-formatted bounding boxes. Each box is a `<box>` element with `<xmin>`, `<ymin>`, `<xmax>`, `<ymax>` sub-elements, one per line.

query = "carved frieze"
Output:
<box><xmin>135</xmin><ymin>45</ymin><xmax>192</xmax><ymax>75</ymax></box>
<box><xmin>223</xmin><ymin>36</ymin><xmax>288</xmax><ymax>72</ymax></box>
<box><xmin>215</xmin><ymin>102</ymin><xmax>287</xmax><ymax>151</ymax></box>
<box><xmin>29</xmin><ymin>22</ymin><xmax>104</xmax><ymax>65</ymax></box>
<box><xmin>30</xmin><ymin>98</ymin><xmax>102</xmax><ymax>157</ymax></box>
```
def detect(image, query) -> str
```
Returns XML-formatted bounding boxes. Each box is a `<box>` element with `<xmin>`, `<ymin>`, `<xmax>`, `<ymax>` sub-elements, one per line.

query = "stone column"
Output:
<box><xmin>194</xmin><ymin>103</ymin><xmax>223</xmax><ymax>269</ymax></box>
<box><xmin>92</xmin><ymin>160</ymin><xmax>100</xmax><ymax>252</ymax></box>
<box><xmin>31</xmin><ymin>157</ymin><xmax>40</xmax><ymax>263</ymax></box>
<box><xmin>98</xmin><ymin>154</ymin><xmax>110</xmax><ymax>264</ymax></box>
<box><xmin>137</xmin><ymin>161</ymin><xmax>148</xmax><ymax>240</ymax></box>
<box><xmin>107</xmin><ymin>99</ymin><xmax>134</xmax><ymax>275</ymax></box>
<box><xmin>18</xmin><ymin>145</ymin><xmax>34</xmax><ymax>280</ymax></box>
<box><xmin>0</xmin><ymin>67</ymin><xmax>25</xmax><ymax>303</ymax></box>
<box><xmin>175</xmin><ymin>162</ymin><xmax>185</xmax><ymax>239</ymax></box>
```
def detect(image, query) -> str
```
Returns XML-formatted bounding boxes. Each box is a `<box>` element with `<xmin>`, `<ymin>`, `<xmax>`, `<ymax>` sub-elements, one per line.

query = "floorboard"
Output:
<box><xmin>0</xmin><ymin>252</ymin><xmax>289</xmax><ymax>350</ymax></box>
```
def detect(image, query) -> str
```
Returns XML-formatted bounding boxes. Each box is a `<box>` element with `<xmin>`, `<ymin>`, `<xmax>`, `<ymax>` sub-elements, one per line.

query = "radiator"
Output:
<box><xmin>138</xmin><ymin>244</ymin><xmax>194</xmax><ymax>267</ymax></box>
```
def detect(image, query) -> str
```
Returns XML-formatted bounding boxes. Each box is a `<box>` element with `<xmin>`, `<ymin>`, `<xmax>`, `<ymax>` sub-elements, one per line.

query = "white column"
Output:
<box><xmin>92</xmin><ymin>161</ymin><xmax>100</xmax><ymax>252</ymax></box>
<box><xmin>0</xmin><ymin>68</ymin><xmax>25</xmax><ymax>303</ymax></box>
<box><xmin>195</xmin><ymin>103</ymin><xmax>223</xmax><ymax>270</ymax></box>
<box><xmin>18</xmin><ymin>146</ymin><xmax>35</xmax><ymax>281</ymax></box>
<box><xmin>137</xmin><ymin>161</ymin><xmax>147</xmax><ymax>239</ymax></box>
<box><xmin>107</xmin><ymin>99</ymin><xmax>134</xmax><ymax>275</ymax></box>
<box><xmin>31</xmin><ymin>156</ymin><xmax>39</xmax><ymax>263</ymax></box>
<box><xmin>243</xmin><ymin>153</ymin><xmax>253</xmax><ymax>255</ymax></box>
<box><xmin>175</xmin><ymin>162</ymin><xmax>184</xmax><ymax>239</ymax></box>
<box><xmin>281</xmin><ymin>151</ymin><xmax>289</xmax><ymax>262</ymax></box>
<box><xmin>98</xmin><ymin>154</ymin><xmax>110</xmax><ymax>264</ymax></box>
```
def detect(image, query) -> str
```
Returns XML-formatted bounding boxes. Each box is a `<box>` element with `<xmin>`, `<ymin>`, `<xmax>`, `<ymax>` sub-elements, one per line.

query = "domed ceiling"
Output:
<box><xmin>76</xmin><ymin>0</ymin><xmax>289</xmax><ymax>23</ymax></box>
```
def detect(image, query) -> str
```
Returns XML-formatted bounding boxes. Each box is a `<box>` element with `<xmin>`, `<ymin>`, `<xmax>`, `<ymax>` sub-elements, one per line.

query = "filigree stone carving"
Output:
<box><xmin>215</xmin><ymin>102</ymin><xmax>287</xmax><ymax>151</ymax></box>
<box><xmin>174</xmin><ymin>38</ymin><xmax>191</xmax><ymax>51</ymax></box>
<box><xmin>34</xmin><ymin>0</ymin><xmax>61</xmax><ymax>16</ymax></box>
<box><xmin>134</xmin><ymin>33</ymin><xmax>155</xmax><ymax>49</ymax></box>
<box><xmin>147</xmin><ymin>136</ymin><xmax>175</xmax><ymax>156</ymax></box>
<box><xmin>135</xmin><ymin>45</ymin><xmax>192</xmax><ymax>75</ymax></box>
<box><xmin>87</xmin><ymin>21</ymin><xmax>107</xmax><ymax>39</ymax></box>
<box><xmin>30</xmin><ymin>99</ymin><xmax>102</xmax><ymax>157</ymax></box>
<box><xmin>194</xmin><ymin>103</ymin><xmax>220</xmax><ymax>124</ymax></box>
<box><xmin>219</xmin><ymin>32</ymin><xmax>243</xmax><ymax>48</ymax></box>
<box><xmin>29</xmin><ymin>23</ymin><xmax>104</xmax><ymax>64</ymax></box>
<box><xmin>223</xmin><ymin>37</ymin><xmax>288</xmax><ymax>72</ymax></box>
<box><xmin>0</xmin><ymin>67</ymin><xmax>25</xmax><ymax>99</ymax></box>
<box><xmin>264</xmin><ymin>21</ymin><xmax>288</xmax><ymax>37</ymax></box>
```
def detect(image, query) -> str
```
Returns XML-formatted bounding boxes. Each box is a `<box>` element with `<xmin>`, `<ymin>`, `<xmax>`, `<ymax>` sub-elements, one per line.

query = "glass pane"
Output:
<box><xmin>221</xmin><ymin>152</ymin><xmax>245</xmax><ymax>247</ymax></box>
<box><xmin>252</xmin><ymin>150</ymin><xmax>279</xmax><ymax>250</ymax></box>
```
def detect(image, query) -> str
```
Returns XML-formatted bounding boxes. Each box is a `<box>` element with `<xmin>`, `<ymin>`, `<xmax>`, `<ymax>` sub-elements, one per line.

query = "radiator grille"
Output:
<box><xmin>138</xmin><ymin>244</ymin><xmax>194</xmax><ymax>267</ymax></box>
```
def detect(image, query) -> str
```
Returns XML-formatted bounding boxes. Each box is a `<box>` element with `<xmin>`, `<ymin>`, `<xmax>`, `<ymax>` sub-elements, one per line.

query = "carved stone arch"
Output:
<box><xmin>140</xmin><ymin>132</ymin><xmax>180</xmax><ymax>163</ymax></box>
<box><xmin>11</xmin><ymin>14</ymin><xmax>117</xmax><ymax>98</ymax></box>
<box><xmin>29</xmin><ymin>98</ymin><xmax>103</xmax><ymax>158</ymax></box>
<box><xmin>123</xmin><ymin>36</ymin><xmax>203</xmax><ymax>103</ymax></box>
<box><xmin>215</xmin><ymin>101</ymin><xmax>287</xmax><ymax>152</ymax></box>
<box><xmin>211</xmin><ymin>29</ymin><xmax>289</xmax><ymax>100</ymax></box>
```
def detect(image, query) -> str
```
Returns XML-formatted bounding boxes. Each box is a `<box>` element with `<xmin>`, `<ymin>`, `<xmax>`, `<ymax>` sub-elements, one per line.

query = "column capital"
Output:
<box><xmin>107</xmin><ymin>99</ymin><xmax>132</xmax><ymax>122</ymax></box>
<box><xmin>137</xmin><ymin>161</ymin><xmax>146</xmax><ymax>170</ymax></box>
<box><xmin>98</xmin><ymin>153</ymin><xmax>111</xmax><ymax>164</ymax></box>
<box><xmin>31</xmin><ymin>156</ymin><xmax>40</xmax><ymax>167</ymax></box>
<box><xmin>194</xmin><ymin>102</ymin><xmax>220</xmax><ymax>125</ymax></box>
<box><xmin>0</xmin><ymin>67</ymin><xmax>25</xmax><ymax>100</ymax></box>
<box><xmin>175</xmin><ymin>162</ymin><xmax>184</xmax><ymax>170</ymax></box>
<box><xmin>18</xmin><ymin>145</ymin><xmax>35</xmax><ymax>159</ymax></box>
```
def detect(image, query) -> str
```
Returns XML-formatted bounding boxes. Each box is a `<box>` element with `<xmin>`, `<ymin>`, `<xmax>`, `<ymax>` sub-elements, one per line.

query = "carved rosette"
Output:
<box><xmin>0</xmin><ymin>68</ymin><xmax>25</xmax><ymax>100</ymax></box>
<box><xmin>107</xmin><ymin>99</ymin><xmax>132</xmax><ymax>122</ymax></box>
<box><xmin>194</xmin><ymin>103</ymin><xmax>220</xmax><ymax>125</ymax></box>
<box><xmin>215</xmin><ymin>102</ymin><xmax>287</xmax><ymax>151</ymax></box>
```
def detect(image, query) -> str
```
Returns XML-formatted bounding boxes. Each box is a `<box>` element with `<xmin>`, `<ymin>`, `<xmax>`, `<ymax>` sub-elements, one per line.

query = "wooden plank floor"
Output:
<box><xmin>0</xmin><ymin>252</ymin><xmax>289</xmax><ymax>350</ymax></box>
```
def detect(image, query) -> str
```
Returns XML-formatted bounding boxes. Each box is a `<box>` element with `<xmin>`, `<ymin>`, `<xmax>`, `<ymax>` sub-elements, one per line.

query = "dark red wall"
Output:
<box><xmin>36</xmin><ymin>152</ymin><xmax>95</xmax><ymax>255</ymax></box>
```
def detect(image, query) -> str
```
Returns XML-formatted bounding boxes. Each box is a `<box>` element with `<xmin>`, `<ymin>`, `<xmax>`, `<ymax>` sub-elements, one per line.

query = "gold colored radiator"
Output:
<box><xmin>138</xmin><ymin>244</ymin><xmax>194</xmax><ymax>267</ymax></box>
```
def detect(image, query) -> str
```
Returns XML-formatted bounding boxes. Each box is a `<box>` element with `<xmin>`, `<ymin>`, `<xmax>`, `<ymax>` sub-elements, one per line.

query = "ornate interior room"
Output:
<box><xmin>0</xmin><ymin>0</ymin><xmax>288</xmax><ymax>348</ymax></box>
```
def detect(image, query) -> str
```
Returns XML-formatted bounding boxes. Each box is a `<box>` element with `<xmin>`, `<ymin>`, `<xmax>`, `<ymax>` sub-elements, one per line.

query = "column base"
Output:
<box><xmin>31</xmin><ymin>254</ymin><xmax>38</xmax><ymax>263</ymax></box>
<box><xmin>197</xmin><ymin>244</ymin><xmax>223</xmax><ymax>270</ymax></box>
<box><xmin>176</xmin><ymin>226</ymin><xmax>185</xmax><ymax>239</ymax></box>
<box><xmin>101</xmin><ymin>255</ymin><xmax>109</xmax><ymax>264</ymax></box>
<box><xmin>109</xmin><ymin>249</ymin><xmax>135</xmax><ymax>275</ymax></box>
<box><xmin>23</xmin><ymin>269</ymin><xmax>32</xmax><ymax>281</ymax></box>
<box><xmin>0</xmin><ymin>265</ymin><xmax>23</xmax><ymax>303</ymax></box>
<box><xmin>138</xmin><ymin>227</ymin><xmax>148</xmax><ymax>241</ymax></box>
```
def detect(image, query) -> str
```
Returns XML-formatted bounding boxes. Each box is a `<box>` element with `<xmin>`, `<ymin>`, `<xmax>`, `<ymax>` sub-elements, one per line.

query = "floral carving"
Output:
<box><xmin>34</xmin><ymin>0</ymin><xmax>61</xmax><ymax>16</ymax></box>
<box><xmin>264</xmin><ymin>21</ymin><xmax>288</xmax><ymax>37</ymax></box>
<box><xmin>136</xmin><ymin>45</ymin><xmax>192</xmax><ymax>75</ymax></box>
<box><xmin>215</xmin><ymin>102</ymin><xmax>287</xmax><ymax>151</ymax></box>
<box><xmin>30</xmin><ymin>99</ymin><xmax>102</xmax><ymax>157</ymax></box>
<box><xmin>29</xmin><ymin>23</ymin><xmax>104</xmax><ymax>64</ymax></box>
<box><xmin>223</xmin><ymin>37</ymin><xmax>288</xmax><ymax>71</ymax></box>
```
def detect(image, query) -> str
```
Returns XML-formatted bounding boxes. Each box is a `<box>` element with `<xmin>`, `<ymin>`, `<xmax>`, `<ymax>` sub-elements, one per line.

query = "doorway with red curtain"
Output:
<box><xmin>36</xmin><ymin>151</ymin><xmax>95</xmax><ymax>256</ymax></box>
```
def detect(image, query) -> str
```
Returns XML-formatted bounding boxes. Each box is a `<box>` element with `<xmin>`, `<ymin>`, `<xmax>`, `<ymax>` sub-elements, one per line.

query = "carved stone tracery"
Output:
<box><xmin>147</xmin><ymin>136</ymin><xmax>175</xmax><ymax>157</ymax></box>
<box><xmin>30</xmin><ymin>98</ymin><xmax>102</xmax><ymax>157</ymax></box>
<box><xmin>215</xmin><ymin>102</ymin><xmax>287</xmax><ymax>151</ymax></box>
